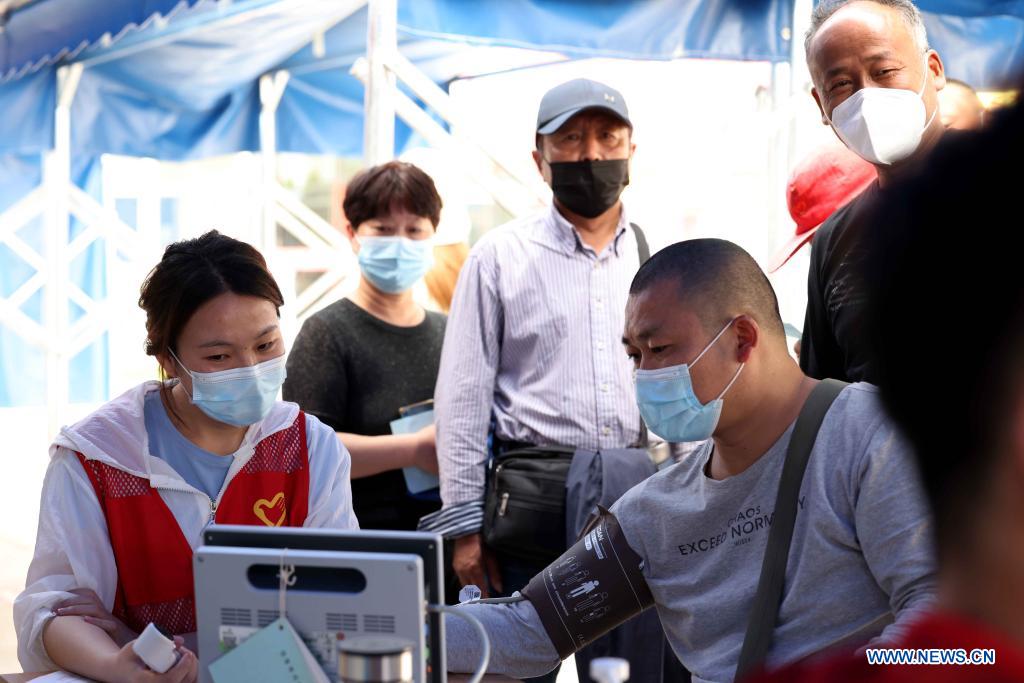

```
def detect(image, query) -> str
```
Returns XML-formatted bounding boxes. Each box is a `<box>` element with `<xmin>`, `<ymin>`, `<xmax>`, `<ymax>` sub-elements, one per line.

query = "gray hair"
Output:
<box><xmin>805</xmin><ymin>0</ymin><xmax>929</xmax><ymax>56</ymax></box>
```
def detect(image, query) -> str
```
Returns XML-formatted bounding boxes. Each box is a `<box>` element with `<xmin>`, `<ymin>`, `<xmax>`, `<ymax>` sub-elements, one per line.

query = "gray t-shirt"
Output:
<box><xmin>445</xmin><ymin>384</ymin><xmax>937</xmax><ymax>682</ymax></box>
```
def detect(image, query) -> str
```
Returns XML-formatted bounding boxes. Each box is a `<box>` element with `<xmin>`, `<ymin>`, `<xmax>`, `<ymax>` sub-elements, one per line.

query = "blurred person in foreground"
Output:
<box><xmin>937</xmin><ymin>78</ymin><xmax>985</xmax><ymax>130</ymax></box>
<box><xmin>747</xmin><ymin>79</ymin><xmax>1024</xmax><ymax>683</ymax></box>
<box><xmin>800</xmin><ymin>0</ymin><xmax>947</xmax><ymax>383</ymax></box>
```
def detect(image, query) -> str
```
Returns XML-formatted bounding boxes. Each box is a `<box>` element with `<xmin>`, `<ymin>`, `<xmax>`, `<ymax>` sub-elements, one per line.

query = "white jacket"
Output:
<box><xmin>14</xmin><ymin>381</ymin><xmax>357</xmax><ymax>671</ymax></box>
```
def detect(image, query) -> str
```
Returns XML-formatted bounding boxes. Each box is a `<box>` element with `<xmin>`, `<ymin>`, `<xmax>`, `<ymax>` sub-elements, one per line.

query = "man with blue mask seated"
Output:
<box><xmin>445</xmin><ymin>239</ymin><xmax>937</xmax><ymax>683</ymax></box>
<box><xmin>799</xmin><ymin>0</ymin><xmax>947</xmax><ymax>385</ymax></box>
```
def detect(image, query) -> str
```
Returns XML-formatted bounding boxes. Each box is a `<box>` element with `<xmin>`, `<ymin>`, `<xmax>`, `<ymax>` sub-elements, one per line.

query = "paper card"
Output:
<box><xmin>209</xmin><ymin>617</ymin><xmax>329</xmax><ymax>683</ymax></box>
<box><xmin>390</xmin><ymin>409</ymin><xmax>440</xmax><ymax>494</ymax></box>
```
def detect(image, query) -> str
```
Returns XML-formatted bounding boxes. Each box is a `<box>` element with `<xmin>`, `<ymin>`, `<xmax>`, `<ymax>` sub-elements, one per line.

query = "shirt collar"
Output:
<box><xmin>534</xmin><ymin>202</ymin><xmax>630</xmax><ymax>258</ymax></box>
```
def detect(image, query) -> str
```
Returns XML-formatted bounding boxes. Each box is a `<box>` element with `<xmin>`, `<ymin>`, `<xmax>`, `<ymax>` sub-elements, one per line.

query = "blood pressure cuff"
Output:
<box><xmin>521</xmin><ymin>506</ymin><xmax>653</xmax><ymax>659</ymax></box>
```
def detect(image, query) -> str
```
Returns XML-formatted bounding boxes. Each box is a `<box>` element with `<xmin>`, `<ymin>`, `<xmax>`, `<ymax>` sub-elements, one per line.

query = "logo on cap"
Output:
<box><xmin>604</xmin><ymin>93</ymin><xmax>615</xmax><ymax>103</ymax></box>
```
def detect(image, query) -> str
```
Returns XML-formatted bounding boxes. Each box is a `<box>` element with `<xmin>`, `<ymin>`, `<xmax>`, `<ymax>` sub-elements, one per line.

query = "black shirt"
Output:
<box><xmin>283</xmin><ymin>298</ymin><xmax>446</xmax><ymax>530</ymax></box>
<box><xmin>799</xmin><ymin>183</ymin><xmax>880</xmax><ymax>384</ymax></box>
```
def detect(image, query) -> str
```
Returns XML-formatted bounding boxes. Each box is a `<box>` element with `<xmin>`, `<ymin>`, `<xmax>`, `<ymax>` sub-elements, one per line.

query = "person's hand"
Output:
<box><xmin>411</xmin><ymin>424</ymin><xmax>439</xmax><ymax>474</ymax></box>
<box><xmin>453</xmin><ymin>533</ymin><xmax>502</xmax><ymax>598</ymax></box>
<box><xmin>53</xmin><ymin>589</ymin><xmax>136</xmax><ymax>647</ymax></box>
<box><xmin>110</xmin><ymin>636</ymin><xmax>197</xmax><ymax>683</ymax></box>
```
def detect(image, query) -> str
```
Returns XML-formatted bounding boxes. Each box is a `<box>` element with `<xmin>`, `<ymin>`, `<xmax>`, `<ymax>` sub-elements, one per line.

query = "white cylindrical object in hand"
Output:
<box><xmin>590</xmin><ymin>656</ymin><xmax>630</xmax><ymax>683</ymax></box>
<box><xmin>132</xmin><ymin>622</ymin><xmax>178</xmax><ymax>673</ymax></box>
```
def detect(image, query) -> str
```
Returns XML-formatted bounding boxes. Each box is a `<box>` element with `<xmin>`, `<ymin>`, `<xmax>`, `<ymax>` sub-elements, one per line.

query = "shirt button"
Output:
<box><xmin>602</xmin><ymin>426</ymin><xmax>612</xmax><ymax>436</ymax></box>
<box><xmin>596</xmin><ymin>341</ymin><xmax>606</xmax><ymax>350</ymax></box>
<box><xmin>600</xmin><ymin>383</ymin><xmax>610</xmax><ymax>393</ymax></box>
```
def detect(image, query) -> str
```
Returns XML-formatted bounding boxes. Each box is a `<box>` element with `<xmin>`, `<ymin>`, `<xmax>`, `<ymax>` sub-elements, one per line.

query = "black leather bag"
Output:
<box><xmin>483</xmin><ymin>446</ymin><xmax>575</xmax><ymax>564</ymax></box>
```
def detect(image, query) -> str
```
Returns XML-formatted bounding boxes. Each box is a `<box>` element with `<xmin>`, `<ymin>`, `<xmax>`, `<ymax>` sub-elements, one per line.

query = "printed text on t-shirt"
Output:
<box><xmin>677</xmin><ymin>497</ymin><xmax>806</xmax><ymax>557</ymax></box>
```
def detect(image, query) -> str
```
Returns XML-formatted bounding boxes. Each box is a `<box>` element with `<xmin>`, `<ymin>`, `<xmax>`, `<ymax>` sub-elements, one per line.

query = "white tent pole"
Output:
<box><xmin>259</xmin><ymin>70</ymin><xmax>291</xmax><ymax>253</ymax></box>
<box><xmin>352</xmin><ymin>58</ymin><xmax>541</xmax><ymax>216</ymax></box>
<box><xmin>364</xmin><ymin>0</ymin><xmax>397</xmax><ymax>165</ymax></box>
<box><xmin>384</xmin><ymin>51</ymin><xmax>548</xmax><ymax>205</ymax></box>
<box><xmin>43</xmin><ymin>62</ymin><xmax>83</xmax><ymax>436</ymax></box>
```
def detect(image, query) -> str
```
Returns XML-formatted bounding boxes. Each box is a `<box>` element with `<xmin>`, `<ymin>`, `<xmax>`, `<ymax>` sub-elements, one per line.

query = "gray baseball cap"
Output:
<box><xmin>536</xmin><ymin>78</ymin><xmax>632</xmax><ymax>135</ymax></box>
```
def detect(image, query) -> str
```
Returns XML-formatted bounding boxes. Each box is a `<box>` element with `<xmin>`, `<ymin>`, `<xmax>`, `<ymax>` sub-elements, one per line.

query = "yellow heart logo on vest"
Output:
<box><xmin>253</xmin><ymin>492</ymin><xmax>287</xmax><ymax>527</ymax></box>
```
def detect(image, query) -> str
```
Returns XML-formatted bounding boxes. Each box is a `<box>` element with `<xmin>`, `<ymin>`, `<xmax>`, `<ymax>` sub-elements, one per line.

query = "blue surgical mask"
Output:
<box><xmin>357</xmin><ymin>236</ymin><xmax>434</xmax><ymax>294</ymax></box>
<box><xmin>170</xmin><ymin>350</ymin><xmax>287</xmax><ymax>427</ymax></box>
<box><xmin>634</xmin><ymin>319</ymin><xmax>744</xmax><ymax>442</ymax></box>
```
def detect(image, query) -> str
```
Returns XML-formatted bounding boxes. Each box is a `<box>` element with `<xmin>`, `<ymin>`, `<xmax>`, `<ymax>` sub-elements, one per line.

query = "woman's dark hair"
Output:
<box><xmin>139</xmin><ymin>230</ymin><xmax>284</xmax><ymax>382</ymax></box>
<box><xmin>342</xmin><ymin>161</ymin><xmax>442</xmax><ymax>229</ymax></box>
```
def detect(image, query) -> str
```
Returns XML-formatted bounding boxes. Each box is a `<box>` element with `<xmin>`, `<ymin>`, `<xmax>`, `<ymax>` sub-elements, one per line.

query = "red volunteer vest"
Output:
<box><xmin>77</xmin><ymin>411</ymin><xmax>310</xmax><ymax>635</ymax></box>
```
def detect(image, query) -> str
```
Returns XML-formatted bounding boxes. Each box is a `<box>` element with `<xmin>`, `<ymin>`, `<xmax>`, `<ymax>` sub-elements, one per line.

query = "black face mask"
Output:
<box><xmin>546</xmin><ymin>158</ymin><xmax>630</xmax><ymax>219</ymax></box>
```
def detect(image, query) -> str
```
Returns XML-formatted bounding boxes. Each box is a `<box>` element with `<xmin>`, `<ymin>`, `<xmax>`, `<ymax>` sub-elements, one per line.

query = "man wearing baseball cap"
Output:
<box><xmin>420</xmin><ymin>78</ymin><xmax>664</xmax><ymax>682</ymax></box>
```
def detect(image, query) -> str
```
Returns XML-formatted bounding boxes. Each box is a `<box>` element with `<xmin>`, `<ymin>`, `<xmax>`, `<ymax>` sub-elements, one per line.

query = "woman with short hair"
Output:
<box><xmin>284</xmin><ymin>161</ymin><xmax>446</xmax><ymax>532</ymax></box>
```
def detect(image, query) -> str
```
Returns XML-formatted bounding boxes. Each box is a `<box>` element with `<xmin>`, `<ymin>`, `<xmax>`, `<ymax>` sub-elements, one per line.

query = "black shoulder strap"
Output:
<box><xmin>734</xmin><ymin>378</ymin><xmax>849</xmax><ymax>679</ymax></box>
<box><xmin>629</xmin><ymin>222</ymin><xmax>651</xmax><ymax>447</ymax></box>
<box><xmin>630</xmin><ymin>222</ymin><xmax>650</xmax><ymax>264</ymax></box>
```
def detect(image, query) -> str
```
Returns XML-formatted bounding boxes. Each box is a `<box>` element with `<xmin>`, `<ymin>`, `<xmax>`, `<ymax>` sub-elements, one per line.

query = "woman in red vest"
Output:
<box><xmin>14</xmin><ymin>231</ymin><xmax>357</xmax><ymax>681</ymax></box>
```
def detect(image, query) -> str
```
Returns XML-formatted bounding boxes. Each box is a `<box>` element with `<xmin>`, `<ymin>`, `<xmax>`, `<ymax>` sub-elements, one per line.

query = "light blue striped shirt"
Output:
<box><xmin>420</xmin><ymin>203</ymin><xmax>645</xmax><ymax>537</ymax></box>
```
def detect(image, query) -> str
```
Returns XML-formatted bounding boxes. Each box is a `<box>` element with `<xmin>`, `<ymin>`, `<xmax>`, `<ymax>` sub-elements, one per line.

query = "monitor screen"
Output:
<box><xmin>202</xmin><ymin>526</ymin><xmax>446</xmax><ymax>683</ymax></box>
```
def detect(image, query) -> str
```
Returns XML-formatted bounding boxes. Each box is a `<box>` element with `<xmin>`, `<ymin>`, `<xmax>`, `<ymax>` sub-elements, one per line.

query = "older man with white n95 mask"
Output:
<box><xmin>799</xmin><ymin>0</ymin><xmax>949</xmax><ymax>386</ymax></box>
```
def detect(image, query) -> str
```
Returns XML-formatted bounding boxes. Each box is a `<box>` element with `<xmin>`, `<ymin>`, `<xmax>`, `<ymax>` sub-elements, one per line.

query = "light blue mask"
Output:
<box><xmin>171</xmin><ymin>350</ymin><xmax>287</xmax><ymax>427</ymax></box>
<box><xmin>634</xmin><ymin>319</ymin><xmax>744</xmax><ymax>442</ymax></box>
<box><xmin>357</xmin><ymin>236</ymin><xmax>434</xmax><ymax>294</ymax></box>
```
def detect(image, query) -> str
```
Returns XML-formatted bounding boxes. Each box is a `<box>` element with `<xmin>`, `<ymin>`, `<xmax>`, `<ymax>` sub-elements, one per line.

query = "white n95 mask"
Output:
<box><xmin>826</xmin><ymin>56</ymin><xmax>937</xmax><ymax>166</ymax></box>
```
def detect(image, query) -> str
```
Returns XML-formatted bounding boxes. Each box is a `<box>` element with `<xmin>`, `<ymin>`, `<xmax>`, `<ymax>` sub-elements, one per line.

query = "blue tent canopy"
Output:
<box><xmin>920</xmin><ymin>9</ymin><xmax>1024</xmax><ymax>90</ymax></box>
<box><xmin>1</xmin><ymin>0</ymin><xmax>1023</xmax><ymax>408</ymax></box>
<box><xmin>397</xmin><ymin>0</ymin><xmax>794</xmax><ymax>62</ymax></box>
<box><xmin>2</xmin><ymin>0</ymin><xmax>1022</xmax><ymax>165</ymax></box>
<box><xmin>0</xmin><ymin>0</ymin><xmax>202</xmax><ymax>82</ymax></box>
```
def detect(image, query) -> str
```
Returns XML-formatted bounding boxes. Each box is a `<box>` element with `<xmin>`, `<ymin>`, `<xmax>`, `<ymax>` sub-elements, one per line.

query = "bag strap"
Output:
<box><xmin>628</xmin><ymin>223</ymin><xmax>651</xmax><ymax>447</ymax></box>
<box><xmin>734</xmin><ymin>378</ymin><xmax>849</xmax><ymax>679</ymax></box>
<box><xmin>630</xmin><ymin>222</ymin><xmax>650</xmax><ymax>264</ymax></box>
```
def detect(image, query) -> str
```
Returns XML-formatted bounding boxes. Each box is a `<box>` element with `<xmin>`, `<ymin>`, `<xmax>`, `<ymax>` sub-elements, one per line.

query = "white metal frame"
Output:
<box><xmin>355</xmin><ymin>0</ymin><xmax>547</xmax><ymax>216</ymax></box>
<box><xmin>0</xmin><ymin>0</ymin><xmax>368</xmax><ymax>429</ymax></box>
<box><xmin>0</xmin><ymin>63</ymin><xmax>144</xmax><ymax>434</ymax></box>
<box><xmin>258</xmin><ymin>0</ymin><xmax>548</xmax><ymax>326</ymax></box>
<box><xmin>1</xmin><ymin>0</ymin><xmax>804</xmax><ymax>429</ymax></box>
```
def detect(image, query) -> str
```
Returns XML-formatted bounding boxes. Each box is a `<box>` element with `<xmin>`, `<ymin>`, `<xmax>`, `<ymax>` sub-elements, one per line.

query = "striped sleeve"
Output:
<box><xmin>433</xmin><ymin>245</ymin><xmax>502</xmax><ymax>514</ymax></box>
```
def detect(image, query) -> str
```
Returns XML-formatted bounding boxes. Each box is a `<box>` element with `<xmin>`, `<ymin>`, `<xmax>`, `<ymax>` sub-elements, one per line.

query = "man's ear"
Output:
<box><xmin>927</xmin><ymin>49</ymin><xmax>947</xmax><ymax>92</ymax></box>
<box><xmin>532</xmin><ymin>148</ymin><xmax>544</xmax><ymax>176</ymax></box>
<box><xmin>732</xmin><ymin>315</ymin><xmax>760</xmax><ymax>363</ymax></box>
